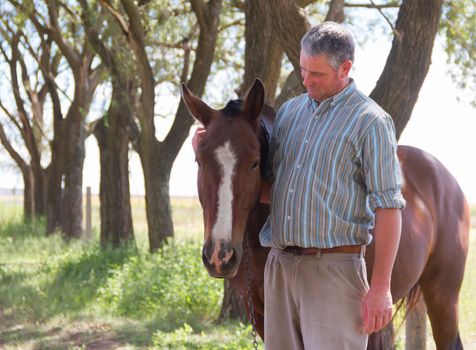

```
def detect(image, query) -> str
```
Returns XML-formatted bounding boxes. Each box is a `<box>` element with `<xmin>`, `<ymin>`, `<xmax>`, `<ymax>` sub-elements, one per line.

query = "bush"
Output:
<box><xmin>97</xmin><ymin>240</ymin><xmax>223</xmax><ymax>328</ymax></box>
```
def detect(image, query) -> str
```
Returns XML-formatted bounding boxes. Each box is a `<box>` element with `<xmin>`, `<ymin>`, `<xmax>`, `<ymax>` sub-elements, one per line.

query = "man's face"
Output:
<box><xmin>299</xmin><ymin>51</ymin><xmax>351</xmax><ymax>102</ymax></box>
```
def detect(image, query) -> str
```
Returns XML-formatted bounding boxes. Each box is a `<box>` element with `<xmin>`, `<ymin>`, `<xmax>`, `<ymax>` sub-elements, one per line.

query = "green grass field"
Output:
<box><xmin>0</xmin><ymin>196</ymin><xmax>475</xmax><ymax>349</ymax></box>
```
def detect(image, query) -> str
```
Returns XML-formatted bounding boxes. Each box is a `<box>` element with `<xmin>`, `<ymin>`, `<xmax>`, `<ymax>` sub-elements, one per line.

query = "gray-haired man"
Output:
<box><xmin>259</xmin><ymin>21</ymin><xmax>405</xmax><ymax>349</ymax></box>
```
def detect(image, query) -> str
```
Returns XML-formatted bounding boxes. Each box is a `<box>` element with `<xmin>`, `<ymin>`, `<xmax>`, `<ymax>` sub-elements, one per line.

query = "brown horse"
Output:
<box><xmin>181</xmin><ymin>79</ymin><xmax>470</xmax><ymax>349</ymax></box>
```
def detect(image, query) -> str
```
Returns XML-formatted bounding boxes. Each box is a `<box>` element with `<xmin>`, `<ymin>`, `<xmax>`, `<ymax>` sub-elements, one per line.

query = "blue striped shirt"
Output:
<box><xmin>259</xmin><ymin>80</ymin><xmax>406</xmax><ymax>249</ymax></box>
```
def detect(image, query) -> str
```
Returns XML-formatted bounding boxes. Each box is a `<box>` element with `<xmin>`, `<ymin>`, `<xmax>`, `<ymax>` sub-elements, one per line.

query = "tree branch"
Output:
<box><xmin>44</xmin><ymin>0</ymin><xmax>82</xmax><ymax>68</ymax></box>
<box><xmin>344</xmin><ymin>1</ymin><xmax>400</xmax><ymax>9</ymax></box>
<box><xmin>0</xmin><ymin>120</ymin><xmax>28</xmax><ymax>173</ymax></box>
<box><xmin>369</xmin><ymin>0</ymin><xmax>399</xmax><ymax>37</ymax></box>
<box><xmin>0</xmin><ymin>100</ymin><xmax>23</xmax><ymax>133</ymax></box>
<box><xmin>190</xmin><ymin>0</ymin><xmax>208</xmax><ymax>30</ymax></box>
<box><xmin>297</xmin><ymin>0</ymin><xmax>319</xmax><ymax>7</ymax></box>
<box><xmin>325</xmin><ymin>0</ymin><xmax>346</xmax><ymax>22</ymax></box>
<box><xmin>219</xmin><ymin>18</ymin><xmax>244</xmax><ymax>32</ymax></box>
<box><xmin>98</xmin><ymin>0</ymin><xmax>131</xmax><ymax>36</ymax></box>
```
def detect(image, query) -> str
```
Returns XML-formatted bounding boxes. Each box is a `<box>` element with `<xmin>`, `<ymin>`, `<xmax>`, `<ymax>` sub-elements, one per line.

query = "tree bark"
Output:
<box><xmin>240</xmin><ymin>0</ymin><xmax>284</xmax><ymax>105</ymax></box>
<box><xmin>268</xmin><ymin>0</ymin><xmax>310</xmax><ymax>76</ymax></box>
<box><xmin>45</xmin><ymin>76</ymin><xmax>65</xmax><ymax>234</ymax></box>
<box><xmin>94</xmin><ymin>84</ymin><xmax>135</xmax><ymax>248</ymax></box>
<box><xmin>219</xmin><ymin>279</ymin><xmax>247</xmax><ymax>321</ymax></box>
<box><xmin>369</xmin><ymin>0</ymin><xmax>444</xmax><ymax>139</ymax></box>
<box><xmin>103</xmin><ymin>0</ymin><xmax>223</xmax><ymax>251</ymax></box>
<box><xmin>62</xmin><ymin>108</ymin><xmax>86</xmax><ymax>239</ymax></box>
<box><xmin>81</xmin><ymin>0</ymin><xmax>136</xmax><ymax>248</ymax></box>
<box><xmin>274</xmin><ymin>70</ymin><xmax>305</xmax><ymax>109</ymax></box>
<box><xmin>405</xmin><ymin>296</ymin><xmax>427</xmax><ymax>350</ymax></box>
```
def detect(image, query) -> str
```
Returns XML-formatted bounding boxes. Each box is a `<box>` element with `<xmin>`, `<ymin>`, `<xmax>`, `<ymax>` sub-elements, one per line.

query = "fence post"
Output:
<box><xmin>85</xmin><ymin>186</ymin><xmax>92</xmax><ymax>238</ymax></box>
<box><xmin>405</xmin><ymin>296</ymin><xmax>427</xmax><ymax>350</ymax></box>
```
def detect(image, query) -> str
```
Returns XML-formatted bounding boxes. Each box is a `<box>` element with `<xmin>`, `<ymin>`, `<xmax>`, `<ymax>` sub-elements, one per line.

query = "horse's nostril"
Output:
<box><xmin>220</xmin><ymin>247</ymin><xmax>235</xmax><ymax>264</ymax></box>
<box><xmin>202</xmin><ymin>244</ymin><xmax>213</xmax><ymax>264</ymax></box>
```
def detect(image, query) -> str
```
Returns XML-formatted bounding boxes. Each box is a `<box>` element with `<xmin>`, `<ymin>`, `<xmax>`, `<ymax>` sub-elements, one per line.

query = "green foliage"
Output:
<box><xmin>0</xmin><ymin>209</ymin><xmax>222</xmax><ymax>336</ymax></box>
<box><xmin>97</xmin><ymin>239</ymin><xmax>223</xmax><ymax>327</ymax></box>
<box><xmin>440</xmin><ymin>0</ymin><xmax>476</xmax><ymax>107</ymax></box>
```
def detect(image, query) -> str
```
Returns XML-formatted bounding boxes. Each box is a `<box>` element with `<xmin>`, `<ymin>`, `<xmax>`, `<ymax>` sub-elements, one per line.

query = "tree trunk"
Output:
<box><xmin>34</xmin><ymin>170</ymin><xmax>47</xmax><ymax>217</ymax></box>
<box><xmin>369</xmin><ymin>0</ymin><xmax>444</xmax><ymax>140</ymax></box>
<box><xmin>241</xmin><ymin>0</ymin><xmax>284</xmax><ymax>104</ymax></box>
<box><xmin>139</xmin><ymin>134</ymin><xmax>174</xmax><ymax>252</ymax></box>
<box><xmin>62</xmin><ymin>111</ymin><xmax>86</xmax><ymax>239</ymax></box>
<box><xmin>268</xmin><ymin>0</ymin><xmax>310</xmax><ymax>75</ymax></box>
<box><xmin>22</xmin><ymin>169</ymin><xmax>34</xmax><ymax>220</ymax></box>
<box><xmin>46</xmin><ymin>135</ymin><xmax>64</xmax><ymax>235</ymax></box>
<box><xmin>368</xmin><ymin>322</ymin><xmax>396</xmax><ymax>350</ymax></box>
<box><xmin>94</xmin><ymin>84</ymin><xmax>135</xmax><ymax>248</ymax></box>
<box><xmin>406</xmin><ymin>297</ymin><xmax>427</xmax><ymax>350</ymax></box>
<box><xmin>274</xmin><ymin>70</ymin><xmax>305</xmax><ymax>109</ymax></box>
<box><xmin>219</xmin><ymin>279</ymin><xmax>247</xmax><ymax>322</ymax></box>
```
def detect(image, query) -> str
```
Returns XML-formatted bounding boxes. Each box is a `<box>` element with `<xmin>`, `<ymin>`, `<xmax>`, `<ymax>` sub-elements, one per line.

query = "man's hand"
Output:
<box><xmin>362</xmin><ymin>285</ymin><xmax>393</xmax><ymax>334</ymax></box>
<box><xmin>192</xmin><ymin>126</ymin><xmax>206</xmax><ymax>154</ymax></box>
<box><xmin>362</xmin><ymin>208</ymin><xmax>401</xmax><ymax>334</ymax></box>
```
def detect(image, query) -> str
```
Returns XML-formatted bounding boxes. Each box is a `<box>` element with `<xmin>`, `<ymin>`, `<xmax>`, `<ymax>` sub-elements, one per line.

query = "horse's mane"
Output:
<box><xmin>221</xmin><ymin>99</ymin><xmax>243</xmax><ymax>117</ymax></box>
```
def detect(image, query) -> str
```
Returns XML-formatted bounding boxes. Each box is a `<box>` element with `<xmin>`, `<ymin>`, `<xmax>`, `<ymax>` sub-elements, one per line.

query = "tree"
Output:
<box><xmin>80</xmin><ymin>0</ymin><xmax>136</xmax><ymax>247</ymax></box>
<box><xmin>265</xmin><ymin>0</ymin><xmax>474</xmax><ymax>140</ymax></box>
<box><xmin>0</xmin><ymin>19</ymin><xmax>50</xmax><ymax>220</ymax></box>
<box><xmin>100</xmin><ymin>0</ymin><xmax>223</xmax><ymax>252</ymax></box>
<box><xmin>13</xmin><ymin>0</ymin><xmax>105</xmax><ymax>237</ymax></box>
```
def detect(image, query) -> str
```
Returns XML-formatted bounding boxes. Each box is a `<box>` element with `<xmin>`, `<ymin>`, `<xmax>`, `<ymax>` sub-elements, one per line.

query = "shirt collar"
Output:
<box><xmin>308</xmin><ymin>78</ymin><xmax>356</xmax><ymax>110</ymax></box>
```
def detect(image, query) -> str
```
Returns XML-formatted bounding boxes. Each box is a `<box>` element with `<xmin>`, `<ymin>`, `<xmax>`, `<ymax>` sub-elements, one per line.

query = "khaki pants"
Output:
<box><xmin>264</xmin><ymin>248</ymin><xmax>369</xmax><ymax>350</ymax></box>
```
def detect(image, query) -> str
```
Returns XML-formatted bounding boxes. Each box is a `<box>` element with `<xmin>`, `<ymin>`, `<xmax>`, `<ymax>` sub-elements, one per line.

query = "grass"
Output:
<box><xmin>0</xmin><ymin>195</ymin><xmax>474</xmax><ymax>349</ymax></box>
<box><xmin>0</xmin><ymin>196</ymin><xmax>260</xmax><ymax>350</ymax></box>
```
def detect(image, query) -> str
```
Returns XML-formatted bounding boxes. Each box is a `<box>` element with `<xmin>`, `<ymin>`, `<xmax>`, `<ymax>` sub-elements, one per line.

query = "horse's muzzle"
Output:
<box><xmin>202</xmin><ymin>240</ymin><xmax>240</xmax><ymax>278</ymax></box>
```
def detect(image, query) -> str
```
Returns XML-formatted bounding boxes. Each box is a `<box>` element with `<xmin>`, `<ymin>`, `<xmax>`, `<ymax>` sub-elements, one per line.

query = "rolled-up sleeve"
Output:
<box><xmin>363</xmin><ymin>114</ymin><xmax>406</xmax><ymax>212</ymax></box>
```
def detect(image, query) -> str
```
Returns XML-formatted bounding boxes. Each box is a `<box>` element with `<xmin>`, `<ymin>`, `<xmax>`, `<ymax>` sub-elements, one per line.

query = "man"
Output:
<box><xmin>257</xmin><ymin>22</ymin><xmax>405</xmax><ymax>349</ymax></box>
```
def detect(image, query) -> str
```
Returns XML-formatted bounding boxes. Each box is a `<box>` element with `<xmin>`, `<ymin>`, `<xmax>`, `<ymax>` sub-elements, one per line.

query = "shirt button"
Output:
<box><xmin>296</xmin><ymin>164</ymin><xmax>301</xmax><ymax>169</ymax></box>
<box><xmin>304</xmin><ymin>140</ymin><xmax>309</xmax><ymax>144</ymax></box>
<box><xmin>289</xmin><ymin>189</ymin><xmax>294</xmax><ymax>193</ymax></box>
<box><xmin>287</xmin><ymin>216</ymin><xmax>291</xmax><ymax>220</ymax></box>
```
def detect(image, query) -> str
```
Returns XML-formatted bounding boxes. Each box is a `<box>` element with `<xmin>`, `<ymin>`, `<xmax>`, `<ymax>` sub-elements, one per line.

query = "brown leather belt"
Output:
<box><xmin>284</xmin><ymin>245</ymin><xmax>364</xmax><ymax>256</ymax></box>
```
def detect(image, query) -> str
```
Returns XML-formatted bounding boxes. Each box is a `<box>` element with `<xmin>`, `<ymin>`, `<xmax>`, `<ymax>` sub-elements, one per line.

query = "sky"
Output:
<box><xmin>2</xmin><ymin>28</ymin><xmax>475</xmax><ymax>204</ymax></box>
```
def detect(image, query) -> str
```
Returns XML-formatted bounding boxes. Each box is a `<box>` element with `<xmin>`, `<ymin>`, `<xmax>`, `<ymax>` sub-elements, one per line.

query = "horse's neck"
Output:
<box><xmin>245</xmin><ymin>202</ymin><xmax>270</xmax><ymax>247</ymax></box>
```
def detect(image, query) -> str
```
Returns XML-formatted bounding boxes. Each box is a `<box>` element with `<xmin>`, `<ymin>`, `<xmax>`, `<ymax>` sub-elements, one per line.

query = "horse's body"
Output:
<box><xmin>182</xmin><ymin>80</ymin><xmax>469</xmax><ymax>349</ymax></box>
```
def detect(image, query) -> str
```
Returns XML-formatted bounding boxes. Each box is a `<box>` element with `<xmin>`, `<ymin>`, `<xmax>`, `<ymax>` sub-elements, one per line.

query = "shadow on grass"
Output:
<box><xmin>0</xmin><ymin>217</ymin><xmax>46</xmax><ymax>239</ymax></box>
<box><xmin>40</xmin><ymin>245</ymin><xmax>138</xmax><ymax>317</ymax></box>
<box><xmin>0</xmin><ymin>314</ymin><xmax>256</xmax><ymax>350</ymax></box>
<box><xmin>0</xmin><ymin>243</ymin><xmax>139</xmax><ymax>323</ymax></box>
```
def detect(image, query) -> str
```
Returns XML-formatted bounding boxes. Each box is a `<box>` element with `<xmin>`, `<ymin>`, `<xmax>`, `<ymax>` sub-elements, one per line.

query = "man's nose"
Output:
<box><xmin>302</xmin><ymin>72</ymin><xmax>311</xmax><ymax>87</ymax></box>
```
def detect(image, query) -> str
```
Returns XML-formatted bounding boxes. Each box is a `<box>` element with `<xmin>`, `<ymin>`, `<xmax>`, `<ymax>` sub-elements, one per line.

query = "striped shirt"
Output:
<box><xmin>259</xmin><ymin>80</ymin><xmax>406</xmax><ymax>249</ymax></box>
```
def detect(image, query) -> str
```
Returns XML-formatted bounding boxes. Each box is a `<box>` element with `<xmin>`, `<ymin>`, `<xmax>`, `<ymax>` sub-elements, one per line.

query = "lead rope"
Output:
<box><xmin>243</xmin><ymin>233</ymin><xmax>260</xmax><ymax>349</ymax></box>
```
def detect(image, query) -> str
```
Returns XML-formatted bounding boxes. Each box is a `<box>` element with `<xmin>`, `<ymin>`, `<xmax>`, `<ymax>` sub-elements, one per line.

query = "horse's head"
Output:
<box><xmin>181</xmin><ymin>79</ymin><xmax>265</xmax><ymax>278</ymax></box>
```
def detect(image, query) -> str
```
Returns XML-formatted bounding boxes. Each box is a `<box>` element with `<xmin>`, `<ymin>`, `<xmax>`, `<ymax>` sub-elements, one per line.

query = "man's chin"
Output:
<box><xmin>307</xmin><ymin>91</ymin><xmax>322</xmax><ymax>101</ymax></box>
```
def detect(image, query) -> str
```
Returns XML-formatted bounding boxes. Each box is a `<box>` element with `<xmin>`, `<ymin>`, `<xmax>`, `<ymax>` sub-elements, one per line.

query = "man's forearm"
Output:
<box><xmin>370</xmin><ymin>208</ymin><xmax>402</xmax><ymax>289</ymax></box>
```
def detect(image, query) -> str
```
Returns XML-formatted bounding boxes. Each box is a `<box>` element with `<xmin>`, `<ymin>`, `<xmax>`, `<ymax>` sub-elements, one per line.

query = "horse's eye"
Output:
<box><xmin>251</xmin><ymin>160</ymin><xmax>259</xmax><ymax>170</ymax></box>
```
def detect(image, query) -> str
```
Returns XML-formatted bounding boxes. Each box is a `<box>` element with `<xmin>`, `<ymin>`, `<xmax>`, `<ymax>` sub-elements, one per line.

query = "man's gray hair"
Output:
<box><xmin>301</xmin><ymin>22</ymin><xmax>355</xmax><ymax>70</ymax></box>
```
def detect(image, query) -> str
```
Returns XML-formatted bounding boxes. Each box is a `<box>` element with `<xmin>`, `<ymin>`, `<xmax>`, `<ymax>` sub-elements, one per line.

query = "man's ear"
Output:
<box><xmin>181</xmin><ymin>83</ymin><xmax>216</xmax><ymax>128</ymax></box>
<box><xmin>339</xmin><ymin>60</ymin><xmax>353</xmax><ymax>77</ymax></box>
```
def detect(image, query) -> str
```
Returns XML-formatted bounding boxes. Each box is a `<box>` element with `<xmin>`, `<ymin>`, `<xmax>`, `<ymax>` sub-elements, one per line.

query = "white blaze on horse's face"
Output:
<box><xmin>210</xmin><ymin>140</ymin><xmax>237</xmax><ymax>267</ymax></box>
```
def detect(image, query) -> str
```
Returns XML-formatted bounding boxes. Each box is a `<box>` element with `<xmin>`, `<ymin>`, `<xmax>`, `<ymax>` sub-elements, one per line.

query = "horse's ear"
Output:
<box><xmin>181</xmin><ymin>83</ymin><xmax>215</xmax><ymax>128</ymax></box>
<box><xmin>243</xmin><ymin>79</ymin><xmax>265</xmax><ymax>123</ymax></box>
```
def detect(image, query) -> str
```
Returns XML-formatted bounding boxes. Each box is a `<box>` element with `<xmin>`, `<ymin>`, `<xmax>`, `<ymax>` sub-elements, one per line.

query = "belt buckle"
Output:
<box><xmin>315</xmin><ymin>248</ymin><xmax>322</xmax><ymax>258</ymax></box>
